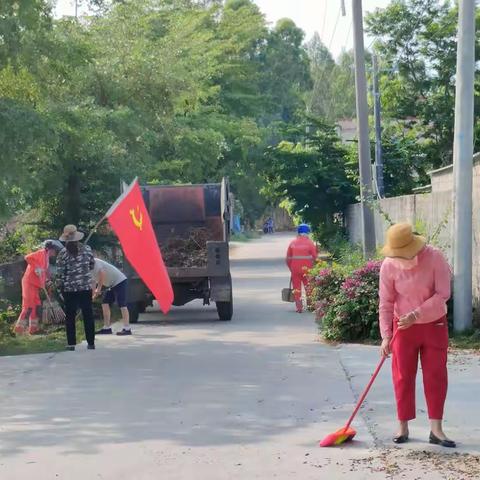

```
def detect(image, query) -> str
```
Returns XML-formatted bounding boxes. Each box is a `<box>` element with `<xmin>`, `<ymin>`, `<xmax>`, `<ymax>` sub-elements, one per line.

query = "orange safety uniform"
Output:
<box><xmin>15</xmin><ymin>249</ymin><xmax>48</xmax><ymax>334</ymax></box>
<box><xmin>286</xmin><ymin>236</ymin><xmax>318</xmax><ymax>312</ymax></box>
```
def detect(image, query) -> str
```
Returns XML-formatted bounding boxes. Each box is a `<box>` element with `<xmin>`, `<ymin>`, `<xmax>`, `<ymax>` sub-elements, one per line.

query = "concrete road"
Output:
<box><xmin>1</xmin><ymin>233</ymin><xmax>479</xmax><ymax>479</ymax></box>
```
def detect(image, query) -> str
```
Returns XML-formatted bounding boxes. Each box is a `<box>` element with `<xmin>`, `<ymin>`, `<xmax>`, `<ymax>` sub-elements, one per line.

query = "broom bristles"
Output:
<box><xmin>43</xmin><ymin>301</ymin><xmax>65</xmax><ymax>324</ymax></box>
<box><xmin>319</xmin><ymin>427</ymin><xmax>356</xmax><ymax>447</ymax></box>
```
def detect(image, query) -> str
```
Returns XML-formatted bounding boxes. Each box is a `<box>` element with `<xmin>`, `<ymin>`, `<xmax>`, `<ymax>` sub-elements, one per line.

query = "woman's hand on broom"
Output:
<box><xmin>380</xmin><ymin>337</ymin><xmax>391</xmax><ymax>357</ymax></box>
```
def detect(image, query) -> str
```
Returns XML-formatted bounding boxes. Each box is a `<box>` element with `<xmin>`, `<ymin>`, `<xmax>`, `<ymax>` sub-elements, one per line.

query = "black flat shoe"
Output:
<box><xmin>429</xmin><ymin>432</ymin><xmax>456</xmax><ymax>448</ymax></box>
<box><xmin>393</xmin><ymin>434</ymin><xmax>409</xmax><ymax>444</ymax></box>
<box><xmin>96</xmin><ymin>328</ymin><xmax>112</xmax><ymax>335</ymax></box>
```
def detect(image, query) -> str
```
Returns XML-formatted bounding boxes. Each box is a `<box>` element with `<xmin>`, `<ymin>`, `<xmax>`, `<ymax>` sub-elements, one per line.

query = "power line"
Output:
<box><xmin>366</xmin><ymin>36</ymin><xmax>377</xmax><ymax>52</ymax></box>
<box><xmin>323</xmin><ymin>18</ymin><xmax>353</xmax><ymax>120</ymax></box>
<box><xmin>321</xmin><ymin>0</ymin><xmax>328</xmax><ymax>40</ymax></box>
<box><xmin>328</xmin><ymin>7</ymin><xmax>342</xmax><ymax>52</ymax></box>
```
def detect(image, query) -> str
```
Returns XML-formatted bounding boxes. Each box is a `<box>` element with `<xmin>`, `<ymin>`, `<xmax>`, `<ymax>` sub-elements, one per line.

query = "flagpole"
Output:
<box><xmin>84</xmin><ymin>178</ymin><xmax>137</xmax><ymax>245</ymax></box>
<box><xmin>85</xmin><ymin>216</ymin><xmax>107</xmax><ymax>245</ymax></box>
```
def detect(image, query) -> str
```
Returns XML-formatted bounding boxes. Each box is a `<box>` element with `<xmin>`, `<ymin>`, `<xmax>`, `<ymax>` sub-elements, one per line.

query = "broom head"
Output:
<box><xmin>42</xmin><ymin>300</ymin><xmax>66</xmax><ymax>325</ymax></box>
<box><xmin>319</xmin><ymin>426</ymin><xmax>356</xmax><ymax>447</ymax></box>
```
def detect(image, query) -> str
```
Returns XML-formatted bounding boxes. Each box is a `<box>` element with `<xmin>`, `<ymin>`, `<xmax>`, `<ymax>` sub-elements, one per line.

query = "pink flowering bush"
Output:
<box><xmin>307</xmin><ymin>255</ymin><xmax>383</xmax><ymax>341</ymax></box>
<box><xmin>306</xmin><ymin>263</ymin><xmax>345</xmax><ymax>319</ymax></box>
<box><xmin>321</xmin><ymin>260</ymin><xmax>383</xmax><ymax>341</ymax></box>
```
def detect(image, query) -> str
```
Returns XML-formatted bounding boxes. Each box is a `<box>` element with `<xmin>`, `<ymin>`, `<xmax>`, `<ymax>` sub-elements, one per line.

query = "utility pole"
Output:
<box><xmin>352</xmin><ymin>0</ymin><xmax>376</xmax><ymax>257</ymax></box>
<box><xmin>372</xmin><ymin>54</ymin><xmax>385</xmax><ymax>198</ymax></box>
<box><xmin>75</xmin><ymin>0</ymin><xmax>78</xmax><ymax>18</ymax></box>
<box><xmin>453</xmin><ymin>0</ymin><xmax>475</xmax><ymax>332</ymax></box>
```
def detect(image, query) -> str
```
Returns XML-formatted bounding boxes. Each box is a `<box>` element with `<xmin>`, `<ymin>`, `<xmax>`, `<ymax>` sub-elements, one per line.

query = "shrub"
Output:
<box><xmin>307</xmin><ymin>238</ymin><xmax>367</xmax><ymax>318</ymax></box>
<box><xmin>307</xmin><ymin>262</ymin><xmax>345</xmax><ymax>319</ymax></box>
<box><xmin>321</xmin><ymin>230</ymin><xmax>364</xmax><ymax>268</ymax></box>
<box><xmin>0</xmin><ymin>230</ymin><xmax>25</xmax><ymax>263</ymax></box>
<box><xmin>321</xmin><ymin>260</ymin><xmax>383</xmax><ymax>341</ymax></box>
<box><xmin>0</xmin><ymin>299</ymin><xmax>18</xmax><ymax>341</ymax></box>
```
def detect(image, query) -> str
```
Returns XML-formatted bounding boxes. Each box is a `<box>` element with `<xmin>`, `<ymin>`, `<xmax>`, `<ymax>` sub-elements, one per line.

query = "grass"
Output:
<box><xmin>0</xmin><ymin>317</ymin><xmax>105</xmax><ymax>357</ymax></box>
<box><xmin>449</xmin><ymin>329</ymin><xmax>480</xmax><ymax>350</ymax></box>
<box><xmin>0</xmin><ymin>331</ymin><xmax>65</xmax><ymax>356</ymax></box>
<box><xmin>230</xmin><ymin>230</ymin><xmax>261</xmax><ymax>242</ymax></box>
<box><xmin>318</xmin><ymin>333</ymin><xmax>480</xmax><ymax>352</ymax></box>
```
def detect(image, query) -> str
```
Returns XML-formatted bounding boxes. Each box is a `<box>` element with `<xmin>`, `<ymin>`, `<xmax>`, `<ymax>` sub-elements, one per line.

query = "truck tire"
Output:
<box><xmin>215</xmin><ymin>275</ymin><xmax>233</xmax><ymax>321</ymax></box>
<box><xmin>127</xmin><ymin>302</ymin><xmax>141</xmax><ymax>323</ymax></box>
<box><xmin>216</xmin><ymin>298</ymin><xmax>233</xmax><ymax>321</ymax></box>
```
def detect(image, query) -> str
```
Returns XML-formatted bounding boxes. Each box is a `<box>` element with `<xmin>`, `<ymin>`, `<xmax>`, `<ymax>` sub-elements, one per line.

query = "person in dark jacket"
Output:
<box><xmin>56</xmin><ymin>225</ymin><xmax>95</xmax><ymax>351</ymax></box>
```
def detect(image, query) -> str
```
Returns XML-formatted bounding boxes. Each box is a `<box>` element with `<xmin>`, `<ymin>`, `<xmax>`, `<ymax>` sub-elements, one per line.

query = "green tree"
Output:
<box><xmin>306</xmin><ymin>32</ymin><xmax>335</xmax><ymax>119</ymax></box>
<box><xmin>259</xmin><ymin>18</ymin><xmax>312</xmax><ymax>123</ymax></box>
<box><xmin>306</xmin><ymin>33</ymin><xmax>356</xmax><ymax>122</ymax></box>
<box><xmin>0</xmin><ymin>0</ymin><xmax>52</xmax><ymax>69</ymax></box>
<box><xmin>0</xmin><ymin>0</ymin><xmax>314</xmax><ymax>249</ymax></box>
<box><xmin>263</xmin><ymin>118</ymin><xmax>356</xmax><ymax>243</ymax></box>
<box><xmin>366</xmin><ymin>0</ymin><xmax>480</xmax><ymax>168</ymax></box>
<box><xmin>329</xmin><ymin>51</ymin><xmax>356</xmax><ymax>120</ymax></box>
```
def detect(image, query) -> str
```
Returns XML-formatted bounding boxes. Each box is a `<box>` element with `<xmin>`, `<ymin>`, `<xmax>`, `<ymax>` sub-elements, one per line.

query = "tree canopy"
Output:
<box><xmin>366</xmin><ymin>0</ymin><xmax>480</xmax><ymax>169</ymax></box>
<box><xmin>0</xmin><ymin>0</ymin><xmax>311</xmax><ymax>236</ymax></box>
<box><xmin>1</xmin><ymin>0</ymin><xmax>479</xmax><ymax>254</ymax></box>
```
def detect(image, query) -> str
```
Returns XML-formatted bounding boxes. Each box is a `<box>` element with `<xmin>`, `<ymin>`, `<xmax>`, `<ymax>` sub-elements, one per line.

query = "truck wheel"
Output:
<box><xmin>215</xmin><ymin>274</ymin><xmax>233</xmax><ymax>321</ymax></box>
<box><xmin>216</xmin><ymin>300</ymin><xmax>233</xmax><ymax>321</ymax></box>
<box><xmin>128</xmin><ymin>302</ymin><xmax>141</xmax><ymax>323</ymax></box>
<box><xmin>216</xmin><ymin>293</ymin><xmax>233</xmax><ymax>321</ymax></box>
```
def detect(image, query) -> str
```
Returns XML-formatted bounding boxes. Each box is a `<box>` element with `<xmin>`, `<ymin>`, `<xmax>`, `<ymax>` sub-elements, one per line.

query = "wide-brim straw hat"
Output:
<box><xmin>59</xmin><ymin>224</ymin><xmax>84</xmax><ymax>242</ymax></box>
<box><xmin>381</xmin><ymin>223</ymin><xmax>426</xmax><ymax>259</ymax></box>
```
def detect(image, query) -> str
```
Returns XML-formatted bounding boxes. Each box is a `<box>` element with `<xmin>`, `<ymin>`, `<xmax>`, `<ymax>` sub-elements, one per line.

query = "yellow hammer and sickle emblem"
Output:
<box><xmin>129</xmin><ymin>206</ymin><xmax>143</xmax><ymax>231</ymax></box>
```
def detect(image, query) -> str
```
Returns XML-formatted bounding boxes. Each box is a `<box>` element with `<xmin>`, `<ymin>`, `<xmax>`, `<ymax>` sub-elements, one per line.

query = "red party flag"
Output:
<box><xmin>106</xmin><ymin>179</ymin><xmax>173</xmax><ymax>314</ymax></box>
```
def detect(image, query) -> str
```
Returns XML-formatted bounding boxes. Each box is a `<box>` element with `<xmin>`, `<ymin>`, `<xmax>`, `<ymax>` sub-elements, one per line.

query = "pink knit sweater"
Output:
<box><xmin>379</xmin><ymin>245</ymin><xmax>451</xmax><ymax>339</ymax></box>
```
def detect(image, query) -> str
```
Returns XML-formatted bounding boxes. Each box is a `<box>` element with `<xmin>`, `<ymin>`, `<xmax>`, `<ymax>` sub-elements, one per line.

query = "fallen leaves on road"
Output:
<box><xmin>349</xmin><ymin>448</ymin><xmax>480</xmax><ymax>480</ymax></box>
<box><xmin>406</xmin><ymin>450</ymin><xmax>480</xmax><ymax>479</ymax></box>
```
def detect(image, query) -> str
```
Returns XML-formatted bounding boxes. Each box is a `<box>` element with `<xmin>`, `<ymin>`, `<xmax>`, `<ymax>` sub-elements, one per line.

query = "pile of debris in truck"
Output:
<box><xmin>162</xmin><ymin>228</ymin><xmax>210</xmax><ymax>267</ymax></box>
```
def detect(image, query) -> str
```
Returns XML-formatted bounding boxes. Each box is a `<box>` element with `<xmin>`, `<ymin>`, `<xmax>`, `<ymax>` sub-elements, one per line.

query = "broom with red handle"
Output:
<box><xmin>319</xmin><ymin>330</ymin><xmax>398</xmax><ymax>447</ymax></box>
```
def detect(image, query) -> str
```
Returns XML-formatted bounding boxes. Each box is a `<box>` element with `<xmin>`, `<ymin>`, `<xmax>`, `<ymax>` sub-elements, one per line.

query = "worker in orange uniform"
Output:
<box><xmin>14</xmin><ymin>240</ymin><xmax>62</xmax><ymax>335</ymax></box>
<box><xmin>286</xmin><ymin>224</ymin><xmax>318</xmax><ymax>313</ymax></box>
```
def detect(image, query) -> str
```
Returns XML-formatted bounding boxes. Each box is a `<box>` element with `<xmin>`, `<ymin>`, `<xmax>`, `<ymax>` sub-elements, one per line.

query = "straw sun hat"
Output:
<box><xmin>59</xmin><ymin>224</ymin><xmax>84</xmax><ymax>242</ymax></box>
<box><xmin>381</xmin><ymin>223</ymin><xmax>426</xmax><ymax>259</ymax></box>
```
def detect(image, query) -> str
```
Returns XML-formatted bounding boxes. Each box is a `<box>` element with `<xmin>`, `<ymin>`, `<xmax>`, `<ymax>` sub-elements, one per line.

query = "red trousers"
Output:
<box><xmin>290</xmin><ymin>263</ymin><xmax>312</xmax><ymax>306</ymax></box>
<box><xmin>19</xmin><ymin>279</ymin><xmax>41</xmax><ymax>320</ymax></box>
<box><xmin>391</xmin><ymin>317</ymin><xmax>448</xmax><ymax>421</ymax></box>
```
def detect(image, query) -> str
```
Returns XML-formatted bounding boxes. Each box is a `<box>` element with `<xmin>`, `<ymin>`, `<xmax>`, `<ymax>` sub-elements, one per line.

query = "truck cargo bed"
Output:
<box><xmin>167</xmin><ymin>267</ymin><xmax>208</xmax><ymax>279</ymax></box>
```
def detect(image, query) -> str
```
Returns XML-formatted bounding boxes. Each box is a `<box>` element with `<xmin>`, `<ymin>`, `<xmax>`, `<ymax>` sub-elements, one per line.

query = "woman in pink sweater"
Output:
<box><xmin>379</xmin><ymin>223</ymin><xmax>455</xmax><ymax>448</ymax></box>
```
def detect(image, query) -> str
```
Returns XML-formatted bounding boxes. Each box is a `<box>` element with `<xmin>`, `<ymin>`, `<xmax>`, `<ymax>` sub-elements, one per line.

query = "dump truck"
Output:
<box><xmin>125</xmin><ymin>178</ymin><xmax>232</xmax><ymax>322</ymax></box>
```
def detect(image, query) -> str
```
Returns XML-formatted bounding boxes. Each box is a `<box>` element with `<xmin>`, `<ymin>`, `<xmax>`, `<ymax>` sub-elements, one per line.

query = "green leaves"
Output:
<box><xmin>263</xmin><ymin>118</ymin><xmax>356</xmax><ymax>243</ymax></box>
<box><xmin>306</xmin><ymin>36</ymin><xmax>356</xmax><ymax>122</ymax></box>
<box><xmin>0</xmin><ymin>0</ymin><xmax>314</xmax><ymax>238</ymax></box>
<box><xmin>366</xmin><ymin>0</ymin><xmax>480</xmax><ymax>169</ymax></box>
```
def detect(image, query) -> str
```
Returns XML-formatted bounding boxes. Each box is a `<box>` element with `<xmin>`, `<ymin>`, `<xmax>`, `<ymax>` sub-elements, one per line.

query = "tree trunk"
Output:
<box><xmin>65</xmin><ymin>173</ymin><xmax>81</xmax><ymax>225</ymax></box>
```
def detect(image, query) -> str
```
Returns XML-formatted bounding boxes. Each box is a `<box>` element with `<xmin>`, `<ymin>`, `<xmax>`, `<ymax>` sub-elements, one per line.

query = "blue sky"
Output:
<box><xmin>54</xmin><ymin>0</ymin><xmax>392</xmax><ymax>59</ymax></box>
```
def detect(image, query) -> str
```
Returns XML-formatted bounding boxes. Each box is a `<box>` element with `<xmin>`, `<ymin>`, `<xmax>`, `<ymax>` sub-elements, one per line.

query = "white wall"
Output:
<box><xmin>345</xmin><ymin>154</ymin><xmax>480</xmax><ymax>302</ymax></box>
